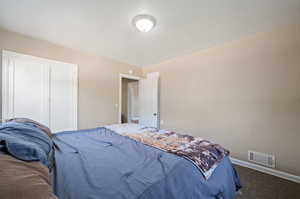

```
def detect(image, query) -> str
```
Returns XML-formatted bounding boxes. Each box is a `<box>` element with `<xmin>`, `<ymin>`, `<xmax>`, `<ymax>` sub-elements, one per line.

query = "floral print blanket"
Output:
<box><xmin>123</xmin><ymin>131</ymin><xmax>229</xmax><ymax>179</ymax></box>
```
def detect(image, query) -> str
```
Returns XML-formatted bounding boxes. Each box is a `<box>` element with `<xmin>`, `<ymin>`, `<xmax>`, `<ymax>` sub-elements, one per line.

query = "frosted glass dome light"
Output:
<box><xmin>133</xmin><ymin>15</ymin><xmax>156</xmax><ymax>32</ymax></box>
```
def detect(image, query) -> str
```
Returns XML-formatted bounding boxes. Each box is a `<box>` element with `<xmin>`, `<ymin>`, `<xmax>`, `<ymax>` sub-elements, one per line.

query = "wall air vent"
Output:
<box><xmin>248</xmin><ymin>151</ymin><xmax>275</xmax><ymax>168</ymax></box>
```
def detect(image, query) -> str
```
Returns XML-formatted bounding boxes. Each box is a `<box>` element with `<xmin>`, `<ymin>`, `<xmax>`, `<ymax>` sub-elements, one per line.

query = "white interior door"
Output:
<box><xmin>139</xmin><ymin>72</ymin><xmax>159</xmax><ymax>128</ymax></box>
<box><xmin>50</xmin><ymin>62</ymin><xmax>78</xmax><ymax>132</ymax></box>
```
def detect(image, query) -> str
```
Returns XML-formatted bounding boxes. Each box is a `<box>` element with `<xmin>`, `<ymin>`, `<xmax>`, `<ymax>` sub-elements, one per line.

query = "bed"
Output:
<box><xmin>0</xmin><ymin>120</ymin><xmax>241</xmax><ymax>199</ymax></box>
<box><xmin>0</xmin><ymin>119</ymin><xmax>57</xmax><ymax>199</ymax></box>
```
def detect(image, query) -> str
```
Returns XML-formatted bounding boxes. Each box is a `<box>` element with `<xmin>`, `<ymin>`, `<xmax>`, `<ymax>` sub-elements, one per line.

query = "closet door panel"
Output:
<box><xmin>13</xmin><ymin>59</ymin><xmax>50</xmax><ymax>125</ymax></box>
<box><xmin>50</xmin><ymin>63</ymin><xmax>77</xmax><ymax>132</ymax></box>
<box><xmin>2</xmin><ymin>53</ymin><xmax>50</xmax><ymax>125</ymax></box>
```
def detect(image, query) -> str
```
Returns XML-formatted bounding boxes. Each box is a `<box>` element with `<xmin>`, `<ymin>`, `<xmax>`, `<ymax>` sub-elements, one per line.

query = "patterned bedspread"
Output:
<box><xmin>123</xmin><ymin>131</ymin><xmax>230</xmax><ymax>179</ymax></box>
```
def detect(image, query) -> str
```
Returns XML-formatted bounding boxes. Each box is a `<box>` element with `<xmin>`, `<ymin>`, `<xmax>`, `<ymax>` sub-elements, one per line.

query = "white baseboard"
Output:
<box><xmin>230</xmin><ymin>157</ymin><xmax>300</xmax><ymax>184</ymax></box>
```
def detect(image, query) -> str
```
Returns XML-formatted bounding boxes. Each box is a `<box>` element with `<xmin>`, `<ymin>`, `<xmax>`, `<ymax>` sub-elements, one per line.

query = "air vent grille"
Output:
<box><xmin>248</xmin><ymin>151</ymin><xmax>275</xmax><ymax>168</ymax></box>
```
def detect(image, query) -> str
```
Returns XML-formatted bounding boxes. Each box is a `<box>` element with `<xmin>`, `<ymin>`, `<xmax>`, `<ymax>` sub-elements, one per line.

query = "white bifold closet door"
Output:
<box><xmin>2</xmin><ymin>50</ymin><xmax>78</xmax><ymax>133</ymax></box>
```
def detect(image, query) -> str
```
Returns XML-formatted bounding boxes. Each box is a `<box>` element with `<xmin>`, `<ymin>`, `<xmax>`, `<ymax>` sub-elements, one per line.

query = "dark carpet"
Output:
<box><xmin>234</xmin><ymin>165</ymin><xmax>300</xmax><ymax>199</ymax></box>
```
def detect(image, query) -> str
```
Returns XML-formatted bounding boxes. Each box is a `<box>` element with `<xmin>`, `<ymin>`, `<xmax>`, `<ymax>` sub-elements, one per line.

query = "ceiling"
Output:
<box><xmin>0</xmin><ymin>0</ymin><xmax>300</xmax><ymax>67</ymax></box>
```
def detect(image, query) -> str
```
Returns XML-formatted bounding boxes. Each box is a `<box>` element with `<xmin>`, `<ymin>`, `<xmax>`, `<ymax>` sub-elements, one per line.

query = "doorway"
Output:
<box><xmin>118</xmin><ymin>72</ymin><xmax>160</xmax><ymax>128</ymax></box>
<box><xmin>121</xmin><ymin>77</ymin><xmax>139</xmax><ymax>124</ymax></box>
<box><xmin>119</xmin><ymin>74</ymin><xmax>140</xmax><ymax>124</ymax></box>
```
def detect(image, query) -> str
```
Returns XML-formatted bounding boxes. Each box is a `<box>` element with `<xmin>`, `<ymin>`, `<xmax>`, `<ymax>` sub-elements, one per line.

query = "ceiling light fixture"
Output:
<box><xmin>133</xmin><ymin>14</ymin><xmax>156</xmax><ymax>32</ymax></box>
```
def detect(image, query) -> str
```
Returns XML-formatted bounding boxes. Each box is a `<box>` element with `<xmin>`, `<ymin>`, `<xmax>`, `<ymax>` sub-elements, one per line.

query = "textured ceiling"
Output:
<box><xmin>0</xmin><ymin>0</ymin><xmax>300</xmax><ymax>67</ymax></box>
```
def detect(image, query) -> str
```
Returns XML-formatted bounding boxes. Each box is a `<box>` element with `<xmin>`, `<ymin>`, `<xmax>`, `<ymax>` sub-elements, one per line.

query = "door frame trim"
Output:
<box><xmin>118</xmin><ymin>74</ymin><xmax>140</xmax><ymax>124</ymax></box>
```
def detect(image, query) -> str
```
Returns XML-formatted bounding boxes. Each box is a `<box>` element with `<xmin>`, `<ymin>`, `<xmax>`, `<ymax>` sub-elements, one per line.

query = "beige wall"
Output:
<box><xmin>143</xmin><ymin>24</ymin><xmax>300</xmax><ymax>176</ymax></box>
<box><xmin>0</xmin><ymin>28</ymin><xmax>142</xmax><ymax>129</ymax></box>
<box><xmin>1</xmin><ymin>24</ymin><xmax>299</xmax><ymax>176</ymax></box>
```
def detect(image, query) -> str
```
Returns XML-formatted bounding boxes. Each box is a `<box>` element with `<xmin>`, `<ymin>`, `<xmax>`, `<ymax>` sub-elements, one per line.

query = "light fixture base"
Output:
<box><xmin>132</xmin><ymin>14</ymin><xmax>156</xmax><ymax>32</ymax></box>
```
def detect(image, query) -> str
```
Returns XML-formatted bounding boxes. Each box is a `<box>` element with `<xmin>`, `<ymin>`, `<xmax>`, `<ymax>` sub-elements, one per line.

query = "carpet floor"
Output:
<box><xmin>234</xmin><ymin>165</ymin><xmax>300</xmax><ymax>199</ymax></box>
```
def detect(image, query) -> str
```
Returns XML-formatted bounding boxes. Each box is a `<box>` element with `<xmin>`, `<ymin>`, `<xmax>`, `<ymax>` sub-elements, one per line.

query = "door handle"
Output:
<box><xmin>153</xmin><ymin>113</ymin><xmax>157</xmax><ymax>116</ymax></box>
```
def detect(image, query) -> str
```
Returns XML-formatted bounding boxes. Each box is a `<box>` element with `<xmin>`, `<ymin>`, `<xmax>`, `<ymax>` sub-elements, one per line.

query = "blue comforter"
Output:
<box><xmin>0</xmin><ymin>122</ymin><xmax>53</xmax><ymax>168</ymax></box>
<box><xmin>53</xmin><ymin>127</ymin><xmax>241</xmax><ymax>199</ymax></box>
